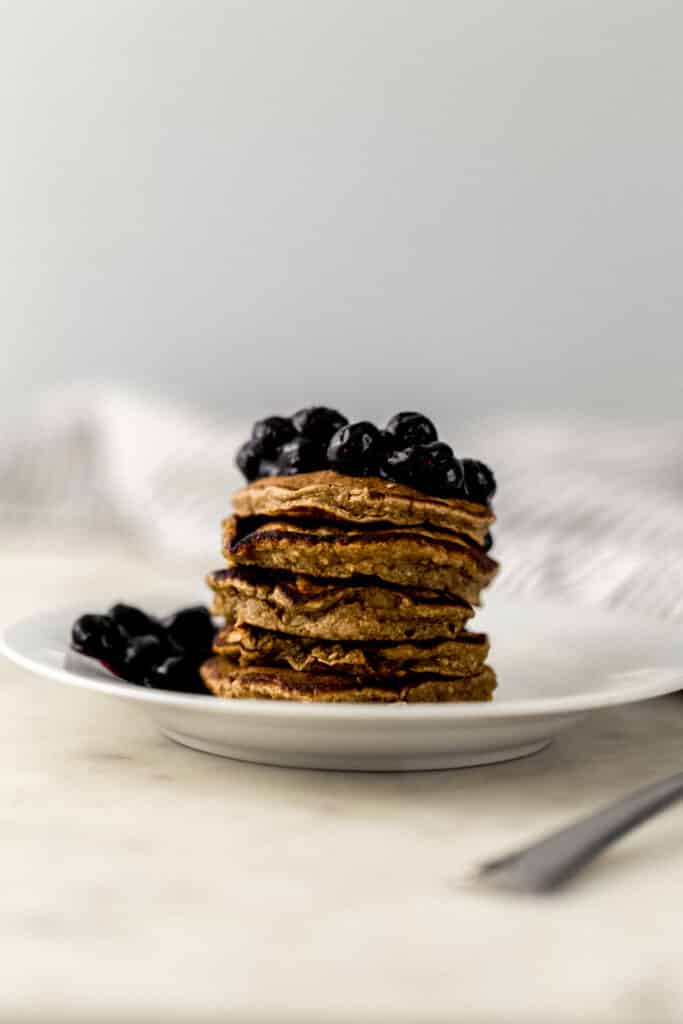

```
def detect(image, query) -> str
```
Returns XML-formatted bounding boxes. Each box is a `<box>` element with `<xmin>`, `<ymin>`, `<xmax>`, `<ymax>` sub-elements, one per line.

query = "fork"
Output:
<box><xmin>476</xmin><ymin>770</ymin><xmax>683</xmax><ymax>893</ymax></box>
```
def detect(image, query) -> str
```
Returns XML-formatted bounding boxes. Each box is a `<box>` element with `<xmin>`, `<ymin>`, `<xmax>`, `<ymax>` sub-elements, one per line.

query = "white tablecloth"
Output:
<box><xmin>2</xmin><ymin>532</ymin><xmax>683</xmax><ymax>1024</ymax></box>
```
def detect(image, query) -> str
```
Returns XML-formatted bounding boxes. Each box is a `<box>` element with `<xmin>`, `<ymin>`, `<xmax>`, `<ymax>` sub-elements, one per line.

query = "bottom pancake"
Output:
<box><xmin>200</xmin><ymin>656</ymin><xmax>497</xmax><ymax>703</ymax></box>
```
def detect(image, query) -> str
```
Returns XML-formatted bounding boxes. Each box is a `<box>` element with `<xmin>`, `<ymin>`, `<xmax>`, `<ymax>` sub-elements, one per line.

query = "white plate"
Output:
<box><xmin>2</xmin><ymin>596</ymin><xmax>683</xmax><ymax>771</ymax></box>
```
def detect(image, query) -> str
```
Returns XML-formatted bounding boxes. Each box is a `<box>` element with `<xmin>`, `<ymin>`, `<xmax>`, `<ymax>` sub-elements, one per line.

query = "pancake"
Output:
<box><xmin>232</xmin><ymin>471</ymin><xmax>493</xmax><ymax>544</ymax></box>
<box><xmin>208</xmin><ymin>567</ymin><xmax>474</xmax><ymax>641</ymax></box>
<box><xmin>223</xmin><ymin>516</ymin><xmax>498</xmax><ymax>600</ymax></box>
<box><xmin>214</xmin><ymin>622</ymin><xmax>489</xmax><ymax>678</ymax></box>
<box><xmin>200</xmin><ymin>656</ymin><xmax>497</xmax><ymax>703</ymax></box>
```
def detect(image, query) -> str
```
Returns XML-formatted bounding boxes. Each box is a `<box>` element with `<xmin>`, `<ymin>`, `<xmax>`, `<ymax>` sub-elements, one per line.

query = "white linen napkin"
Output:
<box><xmin>2</xmin><ymin>385</ymin><xmax>681</xmax><ymax>621</ymax></box>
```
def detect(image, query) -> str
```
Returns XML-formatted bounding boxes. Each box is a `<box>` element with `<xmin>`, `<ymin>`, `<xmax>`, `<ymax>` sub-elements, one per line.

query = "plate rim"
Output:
<box><xmin>2</xmin><ymin>602</ymin><xmax>683</xmax><ymax>721</ymax></box>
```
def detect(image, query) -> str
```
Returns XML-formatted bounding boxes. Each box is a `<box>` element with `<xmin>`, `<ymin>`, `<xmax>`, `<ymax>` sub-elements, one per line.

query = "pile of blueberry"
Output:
<box><xmin>70</xmin><ymin>604</ymin><xmax>215</xmax><ymax>693</ymax></box>
<box><xmin>236</xmin><ymin>408</ymin><xmax>496</xmax><ymax>504</ymax></box>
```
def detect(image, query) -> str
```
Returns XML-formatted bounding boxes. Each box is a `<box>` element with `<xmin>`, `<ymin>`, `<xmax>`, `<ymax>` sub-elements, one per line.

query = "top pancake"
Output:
<box><xmin>232</xmin><ymin>471</ymin><xmax>493</xmax><ymax>545</ymax></box>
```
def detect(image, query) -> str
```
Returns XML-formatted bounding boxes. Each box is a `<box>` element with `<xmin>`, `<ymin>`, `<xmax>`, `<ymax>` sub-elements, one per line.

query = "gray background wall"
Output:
<box><xmin>3</xmin><ymin>0</ymin><xmax>682</xmax><ymax>423</ymax></box>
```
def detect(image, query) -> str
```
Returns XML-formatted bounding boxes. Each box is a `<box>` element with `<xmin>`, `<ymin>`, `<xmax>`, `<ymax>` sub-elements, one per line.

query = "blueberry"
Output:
<box><xmin>163</xmin><ymin>606</ymin><xmax>215</xmax><ymax>656</ymax></box>
<box><xmin>381</xmin><ymin>446</ymin><xmax>423</xmax><ymax>487</ymax></box>
<box><xmin>327</xmin><ymin>422</ymin><xmax>383</xmax><ymax>476</ymax></box>
<box><xmin>148</xmin><ymin>655</ymin><xmax>207</xmax><ymax>693</ymax></box>
<box><xmin>382</xmin><ymin>442</ymin><xmax>463</xmax><ymax>496</ymax></box>
<box><xmin>483</xmin><ymin>531</ymin><xmax>494</xmax><ymax>552</ymax></box>
<box><xmin>120</xmin><ymin>634</ymin><xmax>166</xmax><ymax>683</ymax></box>
<box><xmin>385</xmin><ymin>412</ymin><xmax>438</xmax><ymax>448</ymax></box>
<box><xmin>462</xmin><ymin>459</ymin><xmax>496</xmax><ymax>503</ymax></box>
<box><xmin>71</xmin><ymin>614</ymin><xmax>126</xmax><ymax>662</ymax></box>
<box><xmin>378</xmin><ymin>429</ymin><xmax>398</xmax><ymax>454</ymax></box>
<box><xmin>258</xmin><ymin>459</ymin><xmax>283</xmax><ymax>477</ymax></box>
<box><xmin>277</xmin><ymin>437</ymin><xmax>327</xmax><ymax>475</ymax></box>
<box><xmin>291</xmin><ymin>407</ymin><xmax>348</xmax><ymax>444</ymax></box>
<box><xmin>251</xmin><ymin>416</ymin><xmax>296</xmax><ymax>457</ymax></box>
<box><xmin>235</xmin><ymin>440</ymin><xmax>262</xmax><ymax>482</ymax></box>
<box><xmin>107</xmin><ymin>603</ymin><xmax>161</xmax><ymax>639</ymax></box>
<box><xmin>419</xmin><ymin>442</ymin><xmax>464</xmax><ymax>496</ymax></box>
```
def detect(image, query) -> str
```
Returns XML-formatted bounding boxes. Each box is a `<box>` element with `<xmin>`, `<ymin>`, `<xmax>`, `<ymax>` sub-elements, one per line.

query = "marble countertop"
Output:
<box><xmin>2</xmin><ymin>534</ymin><xmax>683</xmax><ymax>1024</ymax></box>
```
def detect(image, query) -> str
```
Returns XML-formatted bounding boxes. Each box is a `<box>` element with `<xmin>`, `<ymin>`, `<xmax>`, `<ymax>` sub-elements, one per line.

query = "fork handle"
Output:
<box><xmin>479</xmin><ymin>771</ymin><xmax>683</xmax><ymax>892</ymax></box>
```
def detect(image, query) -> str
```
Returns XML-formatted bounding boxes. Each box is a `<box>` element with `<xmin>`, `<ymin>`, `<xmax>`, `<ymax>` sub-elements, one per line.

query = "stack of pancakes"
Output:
<box><xmin>201</xmin><ymin>471</ymin><xmax>498</xmax><ymax>702</ymax></box>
